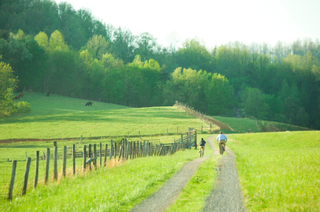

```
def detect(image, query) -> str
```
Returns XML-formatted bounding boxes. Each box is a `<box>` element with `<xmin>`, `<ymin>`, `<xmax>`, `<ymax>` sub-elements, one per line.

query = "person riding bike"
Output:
<box><xmin>199</xmin><ymin>138</ymin><xmax>206</xmax><ymax>157</ymax></box>
<box><xmin>216</xmin><ymin>131</ymin><xmax>227</xmax><ymax>155</ymax></box>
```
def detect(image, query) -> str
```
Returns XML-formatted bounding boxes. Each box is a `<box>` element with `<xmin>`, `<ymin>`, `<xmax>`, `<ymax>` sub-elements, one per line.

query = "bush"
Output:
<box><xmin>12</xmin><ymin>101</ymin><xmax>31</xmax><ymax>114</ymax></box>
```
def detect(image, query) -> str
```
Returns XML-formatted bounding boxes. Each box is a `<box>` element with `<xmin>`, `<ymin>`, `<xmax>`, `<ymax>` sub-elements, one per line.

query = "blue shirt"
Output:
<box><xmin>216</xmin><ymin>134</ymin><xmax>227</xmax><ymax>141</ymax></box>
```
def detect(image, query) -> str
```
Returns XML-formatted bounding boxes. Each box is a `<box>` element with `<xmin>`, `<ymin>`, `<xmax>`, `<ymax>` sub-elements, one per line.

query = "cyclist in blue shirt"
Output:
<box><xmin>216</xmin><ymin>131</ymin><xmax>227</xmax><ymax>155</ymax></box>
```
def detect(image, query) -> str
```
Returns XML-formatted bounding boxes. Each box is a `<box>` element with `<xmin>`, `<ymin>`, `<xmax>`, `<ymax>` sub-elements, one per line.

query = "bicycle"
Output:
<box><xmin>199</xmin><ymin>146</ymin><xmax>205</xmax><ymax>157</ymax></box>
<box><xmin>219</xmin><ymin>143</ymin><xmax>225</xmax><ymax>155</ymax></box>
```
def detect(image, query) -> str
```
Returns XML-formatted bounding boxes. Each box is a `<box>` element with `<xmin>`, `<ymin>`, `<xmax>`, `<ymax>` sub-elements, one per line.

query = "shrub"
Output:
<box><xmin>12</xmin><ymin>101</ymin><xmax>31</xmax><ymax>114</ymax></box>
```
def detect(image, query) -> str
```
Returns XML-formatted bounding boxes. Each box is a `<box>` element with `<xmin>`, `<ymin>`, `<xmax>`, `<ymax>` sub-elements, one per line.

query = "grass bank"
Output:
<box><xmin>228</xmin><ymin>131</ymin><xmax>320</xmax><ymax>211</ymax></box>
<box><xmin>167</xmin><ymin>143</ymin><xmax>220</xmax><ymax>212</ymax></box>
<box><xmin>0</xmin><ymin>148</ymin><xmax>200</xmax><ymax>211</ymax></box>
<box><xmin>1</xmin><ymin>93</ymin><xmax>212</xmax><ymax>140</ymax></box>
<box><xmin>213</xmin><ymin>116</ymin><xmax>310</xmax><ymax>133</ymax></box>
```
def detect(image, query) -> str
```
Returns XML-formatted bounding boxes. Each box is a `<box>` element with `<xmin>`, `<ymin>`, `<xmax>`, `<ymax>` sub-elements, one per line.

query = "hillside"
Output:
<box><xmin>0</xmin><ymin>92</ymin><xmax>212</xmax><ymax>140</ymax></box>
<box><xmin>212</xmin><ymin>116</ymin><xmax>310</xmax><ymax>133</ymax></box>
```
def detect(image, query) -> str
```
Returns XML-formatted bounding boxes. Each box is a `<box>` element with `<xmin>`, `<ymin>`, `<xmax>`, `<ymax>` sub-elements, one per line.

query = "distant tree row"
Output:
<box><xmin>1</xmin><ymin>0</ymin><xmax>320</xmax><ymax>129</ymax></box>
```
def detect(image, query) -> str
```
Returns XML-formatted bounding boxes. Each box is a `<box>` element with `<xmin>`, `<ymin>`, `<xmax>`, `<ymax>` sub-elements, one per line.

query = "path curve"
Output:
<box><xmin>203</xmin><ymin>135</ymin><xmax>246</xmax><ymax>212</ymax></box>
<box><xmin>131</xmin><ymin>156</ymin><xmax>208</xmax><ymax>212</ymax></box>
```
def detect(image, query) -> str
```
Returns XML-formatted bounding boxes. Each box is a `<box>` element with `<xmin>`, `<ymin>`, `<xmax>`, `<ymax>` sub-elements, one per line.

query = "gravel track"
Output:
<box><xmin>203</xmin><ymin>135</ymin><xmax>246</xmax><ymax>212</ymax></box>
<box><xmin>131</xmin><ymin>156</ymin><xmax>208</xmax><ymax>212</ymax></box>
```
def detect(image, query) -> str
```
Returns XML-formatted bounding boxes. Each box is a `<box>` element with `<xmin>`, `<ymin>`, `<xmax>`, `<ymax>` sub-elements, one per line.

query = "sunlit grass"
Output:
<box><xmin>167</xmin><ymin>143</ymin><xmax>220</xmax><ymax>212</ymax></box>
<box><xmin>228</xmin><ymin>131</ymin><xmax>320</xmax><ymax>211</ymax></box>
<box><xmin>1</xmin><ymin>92</ymin><xmax>212</xmax><ymax>140</ymax></box>
<box><xmin>212</xmin><ymin>116</ymin><xmax>309</xmax><ymax>133</ymax></box>
<box><xmin>0</xmin><ymin>148</ymin><xmax>200</xmax><ymax>211</ymax></box>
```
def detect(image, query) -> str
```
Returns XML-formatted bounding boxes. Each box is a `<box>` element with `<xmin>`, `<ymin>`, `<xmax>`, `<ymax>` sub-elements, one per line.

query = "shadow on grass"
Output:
<box><xmin>0</xmin><ymin>109</ymin><xmax>193</xmax><ymax>124</ymax></box>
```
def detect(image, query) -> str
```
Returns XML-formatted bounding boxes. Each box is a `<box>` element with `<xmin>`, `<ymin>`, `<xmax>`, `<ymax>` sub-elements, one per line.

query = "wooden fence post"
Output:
<box><xmin>63</xmin><ymin>146</ymin><xmax>67</xmax><ymax>177</ymax></box>
<box><xmin>114</xmin><ymin>142</ymin><xmax>117</xmax><ymax>159</ymax></box>
<box><xmin>93</xmin><ymin>144</ymin><xmax>97</xmax><ymax>170</ymax></box>
<box><xmin>72</xmin><ymin>144</ymin><xmax>76</xmax><ymax>175</ymax></box>
<box><xmin>53</xmin><ymin>143</ymin><xmax>58</xmax><ymax>181</ymax></box>
<box><xmin>34</xmin><ymin>151</ymin><xmax>39</xmax><ymax>188</ymax></box>
<box><xmin>110</xmin><ymin>140</ymin><xmax>113</xmax><ymax>160</ymax></box>
<box><xmin>104</xmin><ymin>144</ymin><xmax>108</xmax><ymax>166</ymax></box>
<box><xmin>22</xmin><ymin>157</ymin><xmax>31</xmax><ymax>195</ymax></box>
<box><xmin>45</xmin><ymin>148</ymin><xmax>50</xmax><ymax>184</ymax></box>
<box><xmin>118</xmin><ymin>146</ymin><xmax>123</xmax><ymax>161</ymax></box>
<box><xmin>133</xmin><ymin>142</ymin><xmax>136</xmax><ymax>159</ymax></box>
<box><xmin>83</xmin><ymin>145</ymin><xmax>86</xmax><ymax>173</ymax></box>
<box><xmin>88</xmin><ymin>144</ymin><xmax>92</xmax><ymax>170</ymax></box>
<box><xmin>99</xmin><ymin>143</ymin><xmax>102</xmax><ymax>167</ymax></box>
<box><xmin>8</xmin><ymin>160</ymin><xmax>17</xmax><ymax>201</ymax></box>
<box><xmin>194</xmin><ymin>130</ymin><xmax>197</xmax><ymax>149</ymax></box>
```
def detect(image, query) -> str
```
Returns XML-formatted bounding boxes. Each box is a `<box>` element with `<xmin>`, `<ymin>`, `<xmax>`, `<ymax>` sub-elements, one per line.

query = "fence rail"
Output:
<box><xmin>1</xmin><ymin>129</ymin><xmax>197</xmax><ymax>201</ymax></box>
<box><xmin>174</xmin><ymin>101</ymin><xmax>234</xmax><ymax>131</ymax></box>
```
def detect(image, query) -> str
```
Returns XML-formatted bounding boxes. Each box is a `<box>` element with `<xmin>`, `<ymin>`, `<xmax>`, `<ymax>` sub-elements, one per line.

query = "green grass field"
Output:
<box><xmin>0</xmin><ymin>148</ymin><xmax>202</xmax><ymax>211</ymax></box>
<box><xmin>1</xmin><ymin>92</ymin><xmax>212</xmax><ymax>140</ymax></box>
<box><xmin>227</xmin><ymin>131</ymin><xmax>320</xmax><ymax>211</ymax></box>
<box><xmin>212</xmin><ymin>116</ymin><xmax>309</xmax><ymax>133</ymax></box>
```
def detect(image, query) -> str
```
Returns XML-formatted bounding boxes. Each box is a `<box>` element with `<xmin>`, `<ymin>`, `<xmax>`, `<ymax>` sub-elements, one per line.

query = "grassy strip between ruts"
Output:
<box><xmin>166</xmin><ymin>143</ymin><xmax>221</xmax><ymax>212</ymax></box>
<box><xmin>227</xmin><ymin>131</ymin><xmax>320</xmax><ymax>211</ymax></box>
<box><xmin>0</xmin><ymin>148</ymin><xmax>199</xmax><ymax>211</ymax></box>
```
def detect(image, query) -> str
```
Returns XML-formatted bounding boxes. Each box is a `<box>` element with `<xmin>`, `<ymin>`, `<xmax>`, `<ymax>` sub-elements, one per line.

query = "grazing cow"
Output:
<box><xmin>12</xmin><ymin>96</ymin><xmax>20</xmax><ymax>101</ymax></box>
<box><xmin>85</xmin><ymin>102</ymin><xmax>93</xmax><ymax>106</ymax></box>
<box><xmin>46</xmin><ymin>92</ymin><xmax>50</xmax><ymax>96</ymax></box>
<box><xmin>18</xmin><ymin>93</ymin><xmax>24</xmax><ymax>97</ymax></box>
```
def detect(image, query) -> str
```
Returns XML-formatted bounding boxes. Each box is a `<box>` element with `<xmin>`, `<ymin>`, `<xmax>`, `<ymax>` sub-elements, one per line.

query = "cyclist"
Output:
<box><xmin>216</xmin><ymin>131</ymin><xmax>227</xmax><ymax>155</ymax></box>
<box><xmin>199</xmin><ymin>138</ymin><xmax>206</xmax><ymax>157</ymax></box>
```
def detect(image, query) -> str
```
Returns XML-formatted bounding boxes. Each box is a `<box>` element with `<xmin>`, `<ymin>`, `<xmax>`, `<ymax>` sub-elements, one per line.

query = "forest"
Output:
<box><xmin>0</xmin><ymin>0</ymin><xmax>320</xmax><ymax>129</ymax></box>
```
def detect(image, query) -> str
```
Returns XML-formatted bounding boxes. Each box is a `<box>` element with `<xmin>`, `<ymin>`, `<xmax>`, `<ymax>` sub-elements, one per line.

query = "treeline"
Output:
<box><xmin>0</xmin><ymin>0</ymin><xmax>320</xmax><ymax>129</ymax></box>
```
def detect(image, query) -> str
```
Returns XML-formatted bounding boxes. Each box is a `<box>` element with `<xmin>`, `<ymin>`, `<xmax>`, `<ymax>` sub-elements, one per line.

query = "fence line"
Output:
<box><xmin>2</xmin><ymin>129</ymin><xmax>197</xmax><ymax>202</ymax></box>
<box><xmin>174</xmin><ymin>101</ymin><xmax>234</xmax><ymax>131</ymax></box>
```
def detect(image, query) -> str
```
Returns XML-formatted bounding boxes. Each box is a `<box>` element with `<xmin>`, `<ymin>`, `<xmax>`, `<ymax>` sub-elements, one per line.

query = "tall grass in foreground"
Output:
<box><xmin>0</xmin><ymin>148</ymin><xmax>200</xmax><ymax>211</ymax></box>
<box><xmin>228</xmin><ymin>131</ymin><xmax>320</xmax><ymax>211</ymax></box>
<box><xmin>167</xmin><ymin>144</ymin><xmax>220</xmax><ymax>212</ymax></box>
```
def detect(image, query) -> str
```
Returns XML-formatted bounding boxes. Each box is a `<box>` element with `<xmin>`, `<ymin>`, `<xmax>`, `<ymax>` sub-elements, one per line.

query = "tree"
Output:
<box><xmin>49</xmin><ymin>30</ymin><xmax>69</xmax><ymax>52</ymax></box>
<box><xmin>0</xmin><ymin>59</ymin><xmax>17</xmax><ymax>117</ymax></box>
<box><xmin>34</xmin><ymin>31</ymin><xmax>49</xmax><ymax>50</ymax></box>
<box><xmin>86</xmin><ymin>35</ymin><xmax>111</xmax><ymax>60</ymax></box>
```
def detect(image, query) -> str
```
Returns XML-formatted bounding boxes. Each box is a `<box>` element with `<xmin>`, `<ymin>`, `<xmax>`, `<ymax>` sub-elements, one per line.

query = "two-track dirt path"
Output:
<box><xmin>204</xmin><ymin>135</ymin><xmax>246</xmax><ymax>212</ymax></box>
<box><xmin>131</xmin><ymin>156</ymin><xmax>208</xmax><ymax>212</ymax></box>
<box><xmin>131</xmin><ymin>135</ymin><xmax>246</xmax><ymax>212</ymax></box>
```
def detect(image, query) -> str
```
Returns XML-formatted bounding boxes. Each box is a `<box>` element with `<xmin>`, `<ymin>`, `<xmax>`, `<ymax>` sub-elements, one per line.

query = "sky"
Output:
<box><xmin>54</xmin><ymin>0</ymin><xmax>320</xmax><ymax>49</ymax></box>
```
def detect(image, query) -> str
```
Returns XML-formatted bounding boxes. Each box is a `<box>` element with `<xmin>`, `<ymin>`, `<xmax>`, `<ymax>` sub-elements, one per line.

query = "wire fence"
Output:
<box><xmin>174</xmin><ymin>101</ymin><xmax>234</xmax><ymax>131</ymax></box>
<box><xmin>0</xmin><ymin>129</ymin><xmax>197</xmax><ymax>202</ymax></box>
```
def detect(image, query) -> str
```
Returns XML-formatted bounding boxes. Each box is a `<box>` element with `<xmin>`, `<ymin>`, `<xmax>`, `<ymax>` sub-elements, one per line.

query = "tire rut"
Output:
<box><xmin>131</xmin><ymin>156</ymin><xmax>208</xmax><ymax>212</ymax></box>
<box><xmin>203</xmin><ymin>135</ymin><xmax>246</xmax><ymax>212</ymax></box>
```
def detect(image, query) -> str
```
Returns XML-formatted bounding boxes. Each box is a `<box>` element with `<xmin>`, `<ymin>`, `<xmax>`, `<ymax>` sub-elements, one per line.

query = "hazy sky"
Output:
<box><xmin>54</xmin><ymin>0</ymin><xmax>320</xmax><ymax>49</ymax></box>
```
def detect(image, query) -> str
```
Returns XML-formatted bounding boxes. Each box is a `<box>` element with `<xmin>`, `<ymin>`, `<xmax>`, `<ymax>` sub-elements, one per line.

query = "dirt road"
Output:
<box><xmin>131</xmin><ymin>135</ymin><xmax>246</xmax><ymax>212</ymax></box>
<box><xmin>131</xmin><ymin>156</ymin><xmax>208</xmax><ymax>212</ymax></box>
<box><xmin>203</xmin><ymin>135</ymin><xmax>246</xmax><ymax>212</ymax></box>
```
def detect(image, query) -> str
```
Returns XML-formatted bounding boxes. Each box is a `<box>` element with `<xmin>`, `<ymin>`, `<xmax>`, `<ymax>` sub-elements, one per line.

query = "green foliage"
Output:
<box><xmin>0</xmin><ymin>147</ymin><xmax>199</xmax><ymax>211</ymax></box>
<box><xmin>0</xmin><ymin>60</ymin><xmax>17</xmax><ymax>117</ymax></box>
<box><xmin>228</xmin><ymin>131</ymin><xmax>320</xmax><ymax>211</ymax></box>
<box><xmin>12</xmin><ymin>101</ymin><xmax>31</xmax><ymax>114</ymax></box>
<box><xmin>164</xmin><ymin>68</ymin><xmax>234</xmax><ymax>115</ymax></box>
<box><xmin>1</xmin><ymin>0</ymin><xmax>320</xmax><ymax>129</ymax></box>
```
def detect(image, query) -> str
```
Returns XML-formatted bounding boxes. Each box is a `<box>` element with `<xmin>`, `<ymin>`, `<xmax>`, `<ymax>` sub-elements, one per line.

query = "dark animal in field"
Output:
<box><xmin>12</xmin><ymin>96</ymin><xmax>20</xmax><ymax>100</ymax></box>
<box><xmin>46</xmin><ymin>92</ymin><xmax>50</xmax><ymax>96</ymax></box>
<box><xmin>18</xmin><ymin>93</ymin><xmax>24</xmax><ymax>97</ymax></box>
<box><xmin>85</xmin><ymin>102</ymin><xmax>93</xmax><ymax>106</ymax></box>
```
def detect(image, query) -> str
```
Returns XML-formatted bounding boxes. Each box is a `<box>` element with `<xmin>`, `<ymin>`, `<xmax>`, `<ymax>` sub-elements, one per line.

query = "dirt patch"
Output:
<box><xmin>203</xmin><ymin>135</ymin><xmax>246</xmax><ymax>212</ymax></box>
<box><xmin>131</xmin><ymin>156</ymin><xmax>208</xmax><ymax>212</ymax></box>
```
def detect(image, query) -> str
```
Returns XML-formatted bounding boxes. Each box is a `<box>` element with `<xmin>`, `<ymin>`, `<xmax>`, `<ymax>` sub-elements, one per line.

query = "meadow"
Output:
<box><xmin>212</xmin><ymin>116</ymin><xmax>309</xmax><ymax>133</ymax></box>
<box><xmin>0</xmin><ymin>147</ymin><xmax>210</xmax><ymax>211</ymax></box>
<box><xmin>0</xmin><ymin>92</ymin><xmax>214</xmax><ymax>140</ymax></box>
<box><xmin>227</xmin><ymin>131</ymin><xmax>320</xmax><ymax>211</ymax></box>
